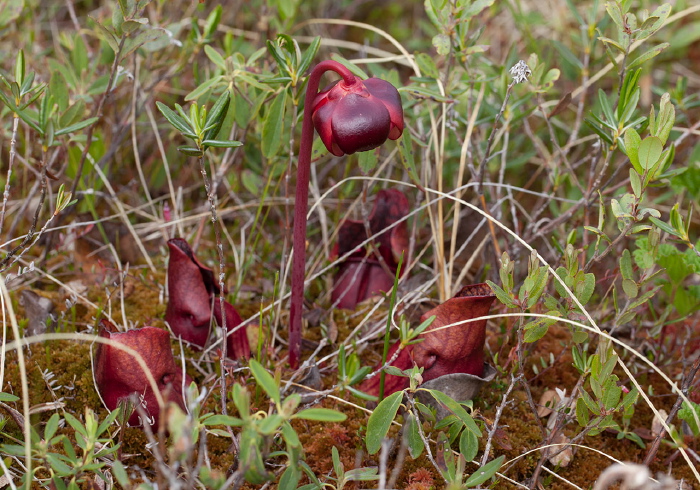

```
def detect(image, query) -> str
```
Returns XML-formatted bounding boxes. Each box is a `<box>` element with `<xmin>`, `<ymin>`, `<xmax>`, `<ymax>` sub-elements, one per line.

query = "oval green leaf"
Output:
<box><xmin>293</xmin><ymin>408</ymin><xmax>347</xmax><ymax>422</ymax></box>
<box><xmin>638</xmin><ymin>136</ymin><xmax>663</xmax><ymax>171</ymax></box>
<box><xmin>366</xmin><ymin>390</ymin><xmax>403</xmax><ymax>455</ymax></box>
<box><xmin>249</xmin><ymin>359</ymin><xmax>281</xmax><ymax>406</ymax></box>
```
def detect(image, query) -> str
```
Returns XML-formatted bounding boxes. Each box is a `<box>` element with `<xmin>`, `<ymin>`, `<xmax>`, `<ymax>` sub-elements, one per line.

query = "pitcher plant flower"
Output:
<box><xmin>93</xmin><ymin>319</ymin><xmax>193</xmax><ymax>428</ymax></box>
<box><xmin>289</xmin><ymin>60</ymin><xmax>404</xmax><ymax>368</ymax></box>
<box><xmin>361</xmin><ymin>283</ymin><xmax>496</xmax><ymax>396</ymax></box>
<box><xmin>332</xmin><ymin>188</ymin><xmax>409</xmax><ymax>310</ymax></box>
<box><xmin>165</xmin><ymin>238</ymin><xmax>250</xmax><ymax>360</ymax></box>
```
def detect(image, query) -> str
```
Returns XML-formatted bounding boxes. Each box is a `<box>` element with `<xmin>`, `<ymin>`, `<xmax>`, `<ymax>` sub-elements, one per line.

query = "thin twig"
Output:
<box><xmin>0</xmin><ymin>116</ymin><xmax>20</xmax><ymax>236</ymax></box>
<box><xmin>480</xmin><ymin>374</ymin><xmax>518</xmax><ymax>466</ymax></box>
<box><xmin>643</xmin><ymin>356</ymin><xmax>700</xmax><ymax>465</ymax></box>
<box><xmin>197</xmin><ymin>154</ymin><xmax>229</xmax><ymax>419</ymax></box>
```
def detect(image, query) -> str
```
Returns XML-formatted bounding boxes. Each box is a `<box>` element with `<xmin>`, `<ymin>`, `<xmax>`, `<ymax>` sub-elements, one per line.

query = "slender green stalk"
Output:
<box><xmin>379</xmin><ymin>254</ymin><xmax>403</xmax><ymax>402</ymax></box>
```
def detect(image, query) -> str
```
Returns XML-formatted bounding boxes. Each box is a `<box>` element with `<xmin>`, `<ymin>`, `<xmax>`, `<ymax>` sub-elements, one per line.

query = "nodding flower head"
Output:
<box><xmin>312</xmin><ymin>76</ymin><xmax>403</xmax><ymax>157</ymax></box>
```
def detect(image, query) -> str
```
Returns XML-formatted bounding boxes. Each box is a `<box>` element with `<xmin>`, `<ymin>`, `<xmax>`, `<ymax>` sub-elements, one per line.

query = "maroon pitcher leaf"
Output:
<box><xmin>93</xmin><ymin>319</ymin><xmax>192</xmax><ymax>428</ymax></box>
<box><xmin>213</xmin><ymin>300</ymin><xmax>251</xmax><ymax>360</ymax></box>
<box><xmin>165</xmin><ymin>238</ymin><xmax>250</xmax><ymax>359</ymax></box>
<box><xmin>361</xmin><ymin>283</ymin><xmax>496</xmax><ymax>397</ymax></box>
<box><xmin>358</xmin><ymin>341</ymin><xmax>414</xmax><ymax>396</ymax></box>
<box><xmin>332</xmin><ymin>189</ymin><xmax>409</xmax><ymax>309</ymax></box>
<box><xmin>412</xmin><ymin>283</ymin><xmax>496</xmax><ymax>381</ymax></box>
<box><xmin>165</xmin><ymin>238</ymin><xmax>215</xmax><ymax>348</ymax></box>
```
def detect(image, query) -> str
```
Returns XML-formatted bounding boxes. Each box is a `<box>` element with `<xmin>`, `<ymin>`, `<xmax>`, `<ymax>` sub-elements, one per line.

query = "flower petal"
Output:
<box><xmin>331</xmin><ymin>93</ymin><xmax>391</xmax><ymax>155</ymax></box>
<box><xmin>363</xmin><ymin>78</ymin><xmax>404</xmax><ymax>140</ymax></box>
<box><xmin>312</xmin><ymin>96</ymin><xmax>343</xmax><ymax>156</ymax></box>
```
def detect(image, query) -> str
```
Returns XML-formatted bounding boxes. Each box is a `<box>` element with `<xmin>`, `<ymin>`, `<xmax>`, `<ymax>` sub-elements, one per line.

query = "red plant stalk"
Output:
<box><xmin>289</xmin><ymin>60</ymin><xmax>404</xmax><ymax>368</ymax></box>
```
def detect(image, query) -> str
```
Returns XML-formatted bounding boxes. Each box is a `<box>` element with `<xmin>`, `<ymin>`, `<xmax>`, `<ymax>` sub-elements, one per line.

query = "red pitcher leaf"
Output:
<box><xmin>165</xmin><ymin>239</ymin><xmax>216</xmax><ymax>347</ymax></box>
<box><xmin>412</xmin><ymin>283</ymin><xmax>496</xmax><ymax>381</ymax></box>
<box><xmin>361</xmin><ymin>283</ymin><xmax>496</xmax><ymax>397</ymax></box>
<box><xmin>165</xmin><ymin>238</ymin><xmax>250</xmax><ymax>359</ymax></box>
<box><xmin>213</xmin><ymin>300</ymin><xmax>251</xmax><ymax>360</ymax></box>
<box><xmin>331</xmin><ymin>189</ymin><xmax>409</xmax><ymax>310</ymax></box>
<box><xmin>93</xmin><ymin>319</ymin><xmax>192</xmax><ymax>428</ymax></box>
<box><xmin>357</xmin><ymin>341</ymin><xmax>414</xmax><ymax>397</ymax></box>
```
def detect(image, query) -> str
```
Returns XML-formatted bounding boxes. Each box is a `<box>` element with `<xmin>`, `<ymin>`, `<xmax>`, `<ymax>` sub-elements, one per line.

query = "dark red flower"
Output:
<box><xmin>312</xmin><ymin>76</ymin><xmax>404</xmax><ymax>156</ymax></box>
<box><xmin>332</xmin><ymin>189</ymin><xmax>409</xmax><ymax>310</ymax></box>
<box><xmin>165</xmin><ymin>238</ymin><xmax>250</xmax><ymax>359</ymax></box>
<box><xmin>361</xmin><ymin>283</ymin><xmax>496</xmax><ymax>396</ymax></box>
<box><xmin>93</xmin><ymin>319</ymin><xmax>193</xmax><ymax>428</ymax></box>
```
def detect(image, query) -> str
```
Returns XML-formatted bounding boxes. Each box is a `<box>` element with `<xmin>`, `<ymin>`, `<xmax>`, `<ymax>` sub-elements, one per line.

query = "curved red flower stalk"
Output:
<box><xmin>165</xmin><ymin>238</ymin><xmax>250</xmax><ymax>359</ymax></box>
<box><xmin>331</xmin><ymin>188</ymin><xmax>409</xmax><ymax>309</ymax></box>
<box><xmin>361</xmin><ymin>283</ymin><xmax>496</xmax><ymax>396</ymax></box>
<box><xmin>93</xmin><ymin>319</ymin><xmax>193</xmax><ymax>428</ymax></box>
<box><xmin>290</xmin><ymin>60</ymin><xmax>404</xmax><ymax>368</ymax></box>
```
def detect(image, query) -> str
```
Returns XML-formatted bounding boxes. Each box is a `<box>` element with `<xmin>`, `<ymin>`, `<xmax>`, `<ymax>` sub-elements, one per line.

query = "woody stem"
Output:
<box><xmin>289</xmin><ymin>60</ymin><xmax>355</xmax><ymax>369</ymax></box>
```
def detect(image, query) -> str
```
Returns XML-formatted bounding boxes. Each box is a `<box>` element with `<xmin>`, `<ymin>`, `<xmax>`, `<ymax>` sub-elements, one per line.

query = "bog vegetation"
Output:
<box><xmin>0</xmin><ymin>0</ymin><xmax>699</xmax><ymax>489</ymax></box>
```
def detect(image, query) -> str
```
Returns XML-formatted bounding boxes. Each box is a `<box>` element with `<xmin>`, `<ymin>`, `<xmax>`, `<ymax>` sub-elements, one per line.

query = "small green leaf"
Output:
<box><xmin>0</xmin><ymin>392</ymin><xmax>19</xmax><ymax>402</ymax></box>
<box><xmin>297</xmin><ymin>36</ymin><xmax>321</xmax><ymax>78</ymax></box>
<box><xmin>576</xmin><ymin>397</ymin><xmax>590</xmax><ymax>426</ymax></box>
<box><xmin>329</xmin><ymin>54</ymin><xmax>368</xmax><ymax>79</ymax></box>
<box><xmin>203</xmin><ymin>90</ymin><xmax>231</xmax><ymax>141</ymax></box>
<box><xmin>638</xmin><ymin>137</ymin><xmax>663</xmax><ymax>171</ymax></box>
<box><xmin>366</xmin><ymin>391</ymin><xmax>403</xmax><ymax>455</ymax></box>
<box><xmin>598</xmin><ymin>36</ymin><xmax>625</xmax><ymax>53</ymax></box>
<box><xmin>486</xmin><ymin>280</ymin><xmax>517</xmax><ymax>308</ymax></box>
<box><xmin>203</xmin><ymin>415</ymin><xmax>244</xmax><ymax>426</ymax></box>
<box><xmin>156</xmin><ymin>101</ymin><xmax>196</xmax><ymax>138</ymax></box>
<box><xmin>627</xmin><ymin>43</ymin><xmax>670</xmax><ymax>70</ymax></box>
<box><xmin>415</xmin><ymin>53</ymin><xmax>440</xmax><ymax>79</ymax></box>
<box><xmin>404</xmin><ymin>412</ymin><xmax>424</xmax><ymax>459</ymax></box>
<box><xmin>605</xmin><ymin>2</ymin><xmax>625</xmax><ymax>32</ymax></box>
<box><xmin>258</xmin><ymin>414</ymin><xmax>284</xmax><ymax>435</ymax></box>
<box><xmin>202</xmin><ymin>139</ymin><xmax>242</xmax><ymax>148</ymax></box>
<box><xmin>630</xmin><ymin>168</ymin><xmax>642</xmax><ymax>197</ymax></box>
<box><xmin>427</xmin><ymin>389</ymin><xmax>481</xmax><ymax>437</ymax></box>
<box><xmin>432</xmin><ymin>33</ymin><xmax>451</xmax><ymax>55</ymax></box>
<box><xmin>459</xmin><ymin>426</ymin><xmax>479</xmax><ymax>462</ymax></box>
<box><xmin>649</xmin><ymin>216</ymin><xmax>680</xmax><ymax>237</ymax></box>
<box><xmin>620</xmin><ymin>249</ymin><xmax>633</xmax><ymax>280</ymax></box>
<box><xmin>463</xmin><ymin>455</ymin><xmax>504</xmax><ymax>487</ymax></box>
<box><xmin>598</xmin><ymin>89</ymin><xmax>615</xmax><ymax>125</ymax></box>
<box><xmin>261</xmin><ymin>90</ymin><xmax>287</xmax><ymax>159</ymax></box>
<box><xmin>523</xmin><ymin>319</ymin><xmax>550</xmax><ymax>342</ymax></box>
<box><xmin>177</xmin><ymin>146</ymin><xmax>204</xmax><ymax>157</ymax></box>
<box><xmin>397</xmin><ymin>130</ymin><xmax>423</xmax><ymax>190</ymax></box>
<box><xmin>204</xmin><ymin>45</ymin><xmax>226</xmax><ymax>70</ymax></box>
<box><xmin>112</xmin><ymin>460</ymin><xmax>129</xmax><ymax>486</ymax></box>
<box><xmin>186</xmin><ymin>76</ymin><xmax>224</xmax><ymax>102</ymax></box>
<box><xmin>602</xmin><ymin>381</ymin><xmax>622</xmax><ymax>411</ymax></box>
<box><xmin>293</xmin><ymin>408</ymin><xmax>347</xmax><ymax>422</ymax></box>
<box><xmin>249</xmin><ymin>359</ymin><xmax>281</xmax><ymax>406</ymax></box>
<box><xmin>331</xmin><ymin>446</ymin><xmax>344</xmax><ymax>481</ymax></box>
<box><xmin>358</xmin><ymin>150</ymin><xmax>378</xmax><ymax>174</ymax></box>
<box><xmin>54</xmin><ymin>117</ymin><xmax>99</xmax><ymax>136</ymax></box>
<box><xmin>281</xmin><ymin>421</ymin><xmax>301</xmax><ymax>448</ymax></box>
<box><xmin>15</xmin><ymin>49</ymin><xmax>24</xmax><ymax>86</ymax></box>
<box><xmin>622</xmin><ymin>279</ymin><xmax>638</xmax><ymax>298</ymax></box>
